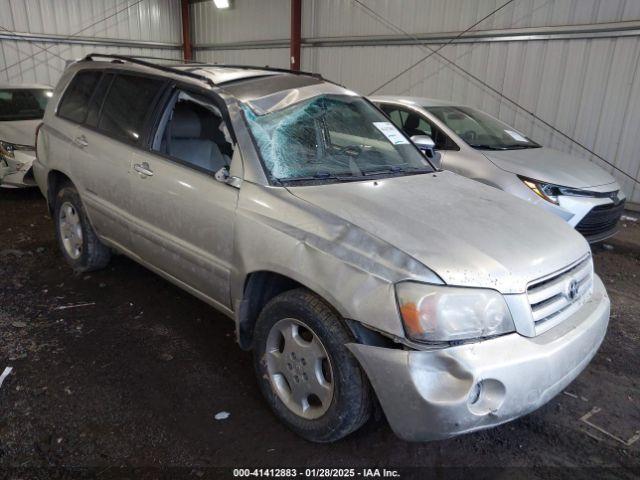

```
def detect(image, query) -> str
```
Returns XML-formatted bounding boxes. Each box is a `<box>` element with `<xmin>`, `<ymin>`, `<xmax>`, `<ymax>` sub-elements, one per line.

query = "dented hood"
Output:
<box><xmin>482</xmin><ymin>147</ymin><xmax>617</xmax><ymax>189</ymax></box>
<box><xmin>288</xmin><ymin>171</ymin><xmax>590</xmax><ymax>294</ymax></box>
<box><xmin>0</xmin><ymin>119</ymin><xmax>40</xmax><ymax>147</ymax></box>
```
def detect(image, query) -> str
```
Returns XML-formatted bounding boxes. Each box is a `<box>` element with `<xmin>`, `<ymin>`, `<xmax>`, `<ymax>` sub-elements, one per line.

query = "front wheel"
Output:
<box><xmin>54</xmin><ymin>184</ymin><xmax>111</xmax><ymax>272</ymax></box>
<box><xmin>253</xmin><ymin>288</ymin><xmax>372</xmax><ymax>442</ymax></box>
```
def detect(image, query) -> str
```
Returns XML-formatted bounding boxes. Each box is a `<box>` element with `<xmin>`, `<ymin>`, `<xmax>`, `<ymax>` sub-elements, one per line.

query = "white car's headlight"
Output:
<box><xmin>0</xmin><ymin>140</ymin><xmax>16</xmax><ymax>160</ymax></box>
<box><xmin>0</xmin><ymin>140</ymin><xmax>31</xmax><ymax>160</ymax></box>
<box><xmin>519</xmin><ymin>176</ymin><xmax>561</xmax><ymax>205</ymax></box>
<box><xmin>395</xmin><ymin>282</ymin><xmax>515</xmax><ymax>342</ymax></box>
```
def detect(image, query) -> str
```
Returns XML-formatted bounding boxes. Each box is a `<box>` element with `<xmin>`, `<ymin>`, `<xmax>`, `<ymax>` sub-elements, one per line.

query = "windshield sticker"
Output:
<box><xmin>505</xmin><ymin>129</ymin><xmax>528</xmax><ymax>143</ymax></box>
<box><xmin>373</xmin><ymin>122</ymin><xmax>409</xmax><ymax>145</ymax></box>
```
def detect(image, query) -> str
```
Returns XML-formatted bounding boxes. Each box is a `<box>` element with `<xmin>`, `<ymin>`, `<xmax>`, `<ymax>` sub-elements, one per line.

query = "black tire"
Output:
<box><xmin>54</xmin><ymin>184</ymin><xmax>111</xmax><ymax>272</ymax></box>
<box><xmin>253</xmin><ymin>288</ymin><xmax>372</xmax><ymax>442</ymax></box>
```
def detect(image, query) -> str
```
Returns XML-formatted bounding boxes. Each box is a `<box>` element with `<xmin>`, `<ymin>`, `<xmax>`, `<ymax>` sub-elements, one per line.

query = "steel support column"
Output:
<box><xmin>290</xmin><ymin>0</ymin><xmax>301</xmax><ymax>70</ymax></box>
<box><xmin>181</xmin><ymin>0</ymin><xmax>192</xmax><ymax>61</ymax></box>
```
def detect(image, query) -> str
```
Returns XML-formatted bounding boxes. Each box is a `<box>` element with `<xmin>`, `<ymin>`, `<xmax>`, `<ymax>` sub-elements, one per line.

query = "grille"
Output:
<box><xmin>576</xmin><ymin>200</ymin><xmax>625</xmax><ymax>239</ymax></box>
<box><xmin>527</xmin><ymin>256</ymin><xmax>593</xmax><ymax>334</ymax></box>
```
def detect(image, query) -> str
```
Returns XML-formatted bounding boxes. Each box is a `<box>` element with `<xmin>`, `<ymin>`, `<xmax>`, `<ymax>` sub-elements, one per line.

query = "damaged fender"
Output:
<box><xmin>230</xmin><ymin>181</ymin><xmax>442</xmax><ymax>338</ymax></box>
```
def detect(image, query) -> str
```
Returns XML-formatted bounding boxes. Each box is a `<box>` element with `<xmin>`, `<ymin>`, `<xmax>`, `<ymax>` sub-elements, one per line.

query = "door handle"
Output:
<box><xmin>133</xmin><ymin>162</ymin><xmax>154</xmax><ymax>177</ymax></box>
<box><xmin>73</xmin><ymin>135</ymin><xmax>88</xmax><ymax>148</ymax></box>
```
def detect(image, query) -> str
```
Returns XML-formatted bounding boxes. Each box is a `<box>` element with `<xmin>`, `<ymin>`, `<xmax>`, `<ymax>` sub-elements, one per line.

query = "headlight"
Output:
<box><xmin>0</xmin><ymin>140</ymin><xmax>31</xmax><ymax>160</ymax></box>
<box><xmin>395</xmin><ymin>282</ymin><xmax>515</xmax><ymax>342</ymax></box>
<box><xmin>519</xmin><ymin>176</ymin><xmax>561</xmax><ymax>204</ymax></box>
<box><xmin>0</xmin><ymin>140</ymin><xmax>16</xmax><ymax>160</ymax></box>
<box><xmin>520</xmin><ymin>176</ymin><xmax>602</xmax><ymax>204</ymax></box>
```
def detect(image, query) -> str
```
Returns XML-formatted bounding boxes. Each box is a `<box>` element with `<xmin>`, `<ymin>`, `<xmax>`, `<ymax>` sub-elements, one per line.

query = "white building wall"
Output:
<box><xmin>191</xmin><ymin>0</ymin><xmax>640</xmax><ymax>203</ymax></box>
<box><xmin>0</xmin><ymin>0</ymin><xmax>183</xmax><ymax>86</ymax></box>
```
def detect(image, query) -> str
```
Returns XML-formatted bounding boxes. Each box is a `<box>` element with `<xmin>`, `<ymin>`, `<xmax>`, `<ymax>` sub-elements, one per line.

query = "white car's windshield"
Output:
<box><xmin>0</xmin><ymin>88</ymin><xmax>53</xmax><ymax>121</ymax></box>
<box><xmin>427</xmin><ymin>106</ymin><xmax>541</xmax><ymax>150</ymax></box>
<box><xmin>243</xmin><ymin>94</ymin><xmax>433</xmax><ymax>184</ymax></box>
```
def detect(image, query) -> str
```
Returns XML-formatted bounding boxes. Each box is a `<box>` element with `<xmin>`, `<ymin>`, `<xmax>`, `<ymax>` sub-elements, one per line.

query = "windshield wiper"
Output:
<box><xmin>361</xmin><ymin>165</ymin><xmax>405</xmax><ymax>176</ymax></box>
<box><xmin>471</xmin><ymin>143</ymin><xmax>541</xmax><ymax>150</ymax></box>
<box><xmin>276</xmin><ymin>171</ymin><xmax>358</xmax><ymax>183</ymax></box>
<box><xmin>356</xmin><ymin>165</ymin><xmax>433</xmax><ymax>177</ymax></box>
<box><xmin>503</xmin><ymin>144</ymin><xmax>542</xmax><ymax>149</ymax></box>
<box><xmin>468</xmin><ymin>144</ymin><xmax>507</xmax><ymax>150</ymax></box>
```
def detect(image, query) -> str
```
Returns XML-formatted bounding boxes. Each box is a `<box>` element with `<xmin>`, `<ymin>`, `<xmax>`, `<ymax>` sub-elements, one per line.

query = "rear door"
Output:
<box><xmin>62</xmin><ymin>71</ymin><xmax>166</xmax><ymax>251</ymax></box>
<box><xmin>127</xmin><ymin>86</ymin><xmax>239</xmax><ymax>309</ymax></box>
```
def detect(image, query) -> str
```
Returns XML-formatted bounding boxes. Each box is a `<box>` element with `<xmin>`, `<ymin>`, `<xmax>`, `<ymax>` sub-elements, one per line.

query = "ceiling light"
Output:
<box><xmin>213</xmin><ymin>0</ymin><xmax>231</xmax><ymax>8</ymax></box>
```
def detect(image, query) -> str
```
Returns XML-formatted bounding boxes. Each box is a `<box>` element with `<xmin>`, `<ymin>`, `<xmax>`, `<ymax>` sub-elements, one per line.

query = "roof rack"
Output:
<box><xmin>82</xmin><ymin>54</ymin><xmax>326</xmax><ymax>88</ymax></box>
<box><xmin>82</xmin><ymin>53</ymin><xmax>216</xmax><ymax>88</ymax></box>
<box><xmin>188</xmin><ymin>63</ymin><xmax>324</xmax><ymax>80</ymax></box>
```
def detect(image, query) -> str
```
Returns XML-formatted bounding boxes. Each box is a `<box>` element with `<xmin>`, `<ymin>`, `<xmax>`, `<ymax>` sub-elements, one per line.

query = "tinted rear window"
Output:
<box><xmin>85</xmin><ymin>73</ymin><xmax>114</xmax><ymax>127</ymax></box>
<box><xmin>0</xmin><ymin>88</ymin><xmax>53</xmax><ymax>121</ymax></box>
<box><xmin>57</xmin><ymin>71</ymin><xmax>101</xmax><ymax>123</ymax></box>
<box><xmin>97</xmin><ymin>74</ymin><xmax>165</xmax><ymax>143</ymax></box>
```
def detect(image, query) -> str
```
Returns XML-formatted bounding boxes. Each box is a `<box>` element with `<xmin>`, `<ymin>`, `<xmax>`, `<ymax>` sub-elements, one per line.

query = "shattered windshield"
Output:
<box><xmin>427</xmin><ymin>106</ymin><xmax>541</xmax><ymax>150</ymax></box>
<box><xmin>242</xmin><ymin>94</ymin><xmax>433</xmax><ymax>183</ymax></box>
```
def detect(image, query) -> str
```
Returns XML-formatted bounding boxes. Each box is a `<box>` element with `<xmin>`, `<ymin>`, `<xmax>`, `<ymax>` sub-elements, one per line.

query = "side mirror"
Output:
<box><xmin>411</xmin><ymin>135</ymin><xmax>442</xmax><ymax>169</ymax></box>
<box><xmin>215</xmin><ymin>166</ymin><xmax>242</xmax><ymax>188</ymax></box>
<box><xmin>411</xmin><ymin>134</ymin><xmax>435</xmax><ymax>151</ymax></box>
<box><xmin>214</xmin><ymin>166</ymin><xmax>230</xmax><ymax>182</ymax></box>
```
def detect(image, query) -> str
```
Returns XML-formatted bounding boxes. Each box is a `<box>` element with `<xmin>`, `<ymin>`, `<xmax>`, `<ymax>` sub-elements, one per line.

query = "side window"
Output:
<box><xmin>380</xmin><ymin>105</ymin><xmax>405</xmax><ymax>130</ymax></box>
<box><xmin>416</xmin><ymin>115</ymin><xmax>433</xmax><ymax>136</ymax></box>
<box><xmin>152</xmin><ymin>90</ymin><xmax>233</xmax><ymax>174</ymax></box>
<box><xmin>85</xmin><ymin>73</ymin><xmax>114</xmax><ymax>127</ymax></box>
<box><xmin>57</xmin><ymin>71</ymin><xmax>101</xmax><ymax>123</ymax></box>
<box><xmin>424</xmin><ymin>118</ymin><xmax>459</xmax><ymax>151</ymax></box>
<box><xmin>98</xmin><ymin>74</ymin><xmax>165</xmax><ymax>144</ymax></box>
<box><xmin>383</xmin><ymin>104</ymin><xmax>459</xmax><ymax>151</ymax></box>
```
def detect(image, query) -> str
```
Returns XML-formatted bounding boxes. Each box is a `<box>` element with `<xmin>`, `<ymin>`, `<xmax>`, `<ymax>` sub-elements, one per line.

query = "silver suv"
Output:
<box><xmin>34</xmin><ymin>55</ymin><xmax>610</xmax><ymax>442</ymax></box>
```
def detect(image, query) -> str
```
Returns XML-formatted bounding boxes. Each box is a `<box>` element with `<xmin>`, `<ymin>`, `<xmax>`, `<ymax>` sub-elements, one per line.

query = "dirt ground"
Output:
<box><xmin>0</xmin><ymin>187</ymin><xmax>639</xmax><ymax>479</ymax></box>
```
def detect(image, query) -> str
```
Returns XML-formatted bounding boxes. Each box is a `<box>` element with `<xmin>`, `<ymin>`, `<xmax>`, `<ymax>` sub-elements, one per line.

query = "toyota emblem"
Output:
<box><xmin>567</xmin><ymin>279</ymin><xmax>580</xmax><ymax>300</ymax></box>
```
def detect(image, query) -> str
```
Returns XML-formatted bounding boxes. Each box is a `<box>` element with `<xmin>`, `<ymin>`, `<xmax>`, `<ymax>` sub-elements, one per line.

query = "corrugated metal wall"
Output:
<box><xmin>191</xmin><ymin>0</ymin><xmax>290</xmax><ymax>67</ymax></box>
<box><xmin>0</xmin><ymin>0</ymin><xmax>183</xmax><ymax>86</ymax></box>
<box><xmin>192</xmin><ymin>0</ymin><xmax>640</xmax><ymax>204</ymax></box>
<box><xmin>303</xmin><ymin>0</ymin><xmax>640</xmax><ymax>36</ymax></box>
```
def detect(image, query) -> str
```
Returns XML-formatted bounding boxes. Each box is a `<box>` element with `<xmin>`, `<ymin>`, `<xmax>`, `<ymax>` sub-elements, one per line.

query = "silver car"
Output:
<box><xmin>372</xmin><ymin>96</ymin><xmax>625</xmax><ymax>243</ymax></box>
<box><xmin>34</xmin><ymin>55</ymin><xmax>609</xmax><ymax>442</ymax></box>
<box><xmin>0</xmin><ymin>83</ymin><xmax>53</xmax><ymax>188</ymax></box>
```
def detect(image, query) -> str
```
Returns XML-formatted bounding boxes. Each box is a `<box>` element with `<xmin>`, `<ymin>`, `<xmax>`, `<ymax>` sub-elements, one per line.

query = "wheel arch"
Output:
<box><xmin>46</xmin><ymin>170</ymin><xmax>74</xmax><ymax>215</ymax></box>
<box><xmin>235</xmin><ymin>269</ymin><xmax>392</xmax><ymax>351</ymax></box>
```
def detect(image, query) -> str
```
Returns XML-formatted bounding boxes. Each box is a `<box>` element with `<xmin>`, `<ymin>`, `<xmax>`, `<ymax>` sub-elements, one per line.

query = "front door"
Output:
<box><xmin>127</xmin><ymin>88</ymin><xmax>239</xmax><ymax>309</ymax></box>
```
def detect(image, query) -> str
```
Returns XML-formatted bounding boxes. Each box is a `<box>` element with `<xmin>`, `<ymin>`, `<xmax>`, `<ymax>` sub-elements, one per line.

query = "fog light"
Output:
<box><xmin>467</xmin><ymin>379</ymin><xmax>506</xmax><ymax>415</ymax></box>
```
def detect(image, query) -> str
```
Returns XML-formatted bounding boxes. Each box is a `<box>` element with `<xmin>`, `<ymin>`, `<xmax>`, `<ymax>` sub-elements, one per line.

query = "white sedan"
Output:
<box><xmin>372</xmin><ymin>96</ymin><xmax>626</xmax><ymax>243</ymax></box>
<box><xmin>0</xmin><ymin>83</ymin><xmax>53</xmax><ymax>188</ymax></box>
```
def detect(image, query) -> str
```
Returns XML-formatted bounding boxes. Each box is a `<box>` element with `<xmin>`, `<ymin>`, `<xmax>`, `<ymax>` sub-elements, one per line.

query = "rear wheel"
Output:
<box><xmin>253</xmin><ymin>288</ymin><xmax>372</xmax><ymax>442</ymax></box>
<box><xmin>54</xmin><ymin>185</ymin><xmax>110</xmax><ymax>272</ymax></box>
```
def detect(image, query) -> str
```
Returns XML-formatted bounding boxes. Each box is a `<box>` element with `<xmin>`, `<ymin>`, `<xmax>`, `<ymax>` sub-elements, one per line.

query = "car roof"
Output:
<box><xmin>172</xmin><ymin>65</ymin><xmax>284</xmax><ymax>85</ymax></box>
<box><xmin>0</xmin><ymin>83</ymin><xmax>53</xmax><ymax>90</ymax></box>
<box><xmin>70</xmin><ymin>57</ymin><xmax>354</xmax><ymax>114</ymax></box>
<box><xmin>370</xmin><ymin>95</ymin><xmax>463</xmax><ymax>108</ymax></box>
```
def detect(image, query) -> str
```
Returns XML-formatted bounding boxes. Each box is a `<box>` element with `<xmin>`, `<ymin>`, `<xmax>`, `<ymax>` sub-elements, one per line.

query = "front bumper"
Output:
<box><xmin>348</xmin><ymin>275</ymin><xmax>609</xmax><ymax>442</ymax></box>
<box><xmin>0</xmin><ymin>150</ymin><xmax>36</xmax><ymax>188</ymax></box>
<box><xmin>546</xmin><ymin>192</ymin><xmax>624</xmax><ymax>243</ymax></box>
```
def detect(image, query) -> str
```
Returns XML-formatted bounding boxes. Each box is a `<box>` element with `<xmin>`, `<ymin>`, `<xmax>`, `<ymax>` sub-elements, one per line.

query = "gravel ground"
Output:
<box><xmin>0</xmin><ymin>187</ymin><xmax>639</xmax><ymax>479</ymax></box>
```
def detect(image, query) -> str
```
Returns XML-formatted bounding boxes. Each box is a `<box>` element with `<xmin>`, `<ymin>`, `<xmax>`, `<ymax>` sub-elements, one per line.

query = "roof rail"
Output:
<box><xmin>82</xmin><ymin>53</ymin><xmax>216</xmax><ymax>88</ymax></box>
<box><xmin>185</xmin><ymin>63</ymin><xmax>324</xmax><ymax>80</ymax></box>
